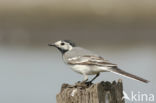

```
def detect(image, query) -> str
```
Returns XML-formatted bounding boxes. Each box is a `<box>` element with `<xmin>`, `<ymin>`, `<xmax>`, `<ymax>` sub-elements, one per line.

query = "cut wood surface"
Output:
<box><xmin>56</xmin><ymin>79</ymin><xmax>125</xmax><ymax>103</ymax></box>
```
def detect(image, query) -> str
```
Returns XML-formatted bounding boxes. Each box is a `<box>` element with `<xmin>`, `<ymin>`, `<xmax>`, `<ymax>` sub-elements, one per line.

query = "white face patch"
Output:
<box><xmin>54</xmin><ymin>40</ymin><xmax>73</xmax><ymax>51</ymax></box>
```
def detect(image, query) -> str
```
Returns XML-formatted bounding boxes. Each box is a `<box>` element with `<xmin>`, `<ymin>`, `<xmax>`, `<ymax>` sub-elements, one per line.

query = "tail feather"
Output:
<box><xmin>107</xmin><ymin>67</ymin><xmax>149</xmax><ymax>83</ymax></box>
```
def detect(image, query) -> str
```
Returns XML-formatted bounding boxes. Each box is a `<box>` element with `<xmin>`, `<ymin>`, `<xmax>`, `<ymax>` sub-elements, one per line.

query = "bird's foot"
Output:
<box><xmin>85</xmin><ymin>81</ymin><xmax>93</xmax><ymax>86</ymax></box>
<box><xmin>75</xmin><ymin>80</ymin><xmax>93</xmax><ymax>88</ymax></box>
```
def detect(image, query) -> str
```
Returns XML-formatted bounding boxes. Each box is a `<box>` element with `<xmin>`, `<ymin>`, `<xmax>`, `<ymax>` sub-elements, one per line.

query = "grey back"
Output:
<box><xmin>63</xmin><ymin>47</ymin><xmax>99</xmax><ymax>61</ymax></box>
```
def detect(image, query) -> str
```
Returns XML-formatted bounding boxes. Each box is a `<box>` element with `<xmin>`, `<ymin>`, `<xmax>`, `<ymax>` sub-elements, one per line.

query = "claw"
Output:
<box><xmin>74</xmin><ymin>80</ymin><xmax>93</xmax><ymax>88</ymax></box>
<box><xmin>85</xmin><ymin>81</ymin><xmax>93</xmax><ymax>86</ymax></box>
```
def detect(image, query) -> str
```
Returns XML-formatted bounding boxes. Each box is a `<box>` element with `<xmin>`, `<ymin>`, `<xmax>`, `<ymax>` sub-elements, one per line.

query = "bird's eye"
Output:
<box><xmin>61</xmin><ymin>42</ymin><xmax>65</xmax><ymax>46</ymax></box>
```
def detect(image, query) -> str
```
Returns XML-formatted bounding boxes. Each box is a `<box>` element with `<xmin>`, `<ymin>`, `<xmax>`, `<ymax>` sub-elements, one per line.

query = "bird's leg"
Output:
<box><xmin>89</xmin><ymin>73</ymin><xmax>100</xmax><ymax>83</ymax></box>
<box><xmin>83</xmin><ymin>73</ymin><xmax>100</xmax><ymax>86</ymax></box>
<box><xmin>75</xmin><ymin>74</ymin><xmax>88</xmax><ymax>87</ymax></box>
<box><xmin>81</xmin><ymin>74</ymin><xmax>88</xmax><ymax>83</ymax></box>
<box><xmin>76</xmin><ymin>74</ymin><xmax>88</xmax><ymax>83</ymax></box>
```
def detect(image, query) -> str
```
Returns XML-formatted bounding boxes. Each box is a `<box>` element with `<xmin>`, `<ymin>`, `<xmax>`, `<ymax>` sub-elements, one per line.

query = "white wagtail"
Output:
<box><xmin>48</xmin><ymin>40</ymin><xmax>149</xmax><ymax>83</ymax></box>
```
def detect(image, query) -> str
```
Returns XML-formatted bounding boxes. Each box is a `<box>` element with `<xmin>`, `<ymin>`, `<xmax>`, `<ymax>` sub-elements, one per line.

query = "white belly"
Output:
<box><xmin>70</xmin><ymin>65</ymin><xmax>108</xmax><ymax>75</ymax></box>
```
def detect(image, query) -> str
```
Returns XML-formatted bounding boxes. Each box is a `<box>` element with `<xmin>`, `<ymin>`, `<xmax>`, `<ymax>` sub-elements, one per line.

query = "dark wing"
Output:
<box><xmin>67</xmin><ymin>55</ymin><xmax>117</xmax><ymax>67</ymax></box>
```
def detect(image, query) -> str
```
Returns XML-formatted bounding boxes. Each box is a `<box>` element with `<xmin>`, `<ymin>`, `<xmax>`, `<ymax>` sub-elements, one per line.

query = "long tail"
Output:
<box><xmin>107</xmin><ymin>67</ymin><xmax>149</xmax><ymax>83</ymax></box>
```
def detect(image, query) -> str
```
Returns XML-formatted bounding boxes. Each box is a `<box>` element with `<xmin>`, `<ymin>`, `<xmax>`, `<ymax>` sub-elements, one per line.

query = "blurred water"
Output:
<box><xmin>0</xmin><ymin>45</ymin><xmax>155</xmax><ymax>103</ymax></box>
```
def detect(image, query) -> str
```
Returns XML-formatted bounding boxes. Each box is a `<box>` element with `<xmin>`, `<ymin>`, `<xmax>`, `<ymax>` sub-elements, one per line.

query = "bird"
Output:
<box><xmin>48</xmin><ymin>40</ymin><xmax>149</xmax><ymax>83</ymax></box>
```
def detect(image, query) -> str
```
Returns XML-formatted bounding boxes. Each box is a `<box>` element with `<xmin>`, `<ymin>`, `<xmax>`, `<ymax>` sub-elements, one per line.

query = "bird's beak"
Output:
<box><xmin>48</xmin><ymin>43</ymin><xmax>56</xmax><ymax>47</ymax></box>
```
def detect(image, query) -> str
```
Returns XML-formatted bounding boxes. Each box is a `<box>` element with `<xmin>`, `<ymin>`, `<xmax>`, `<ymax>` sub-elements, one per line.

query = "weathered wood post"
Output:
<box><xmin>56</xmin><ymin>79</ymin><xmax>125</xmax><ymax>103</ymax></box>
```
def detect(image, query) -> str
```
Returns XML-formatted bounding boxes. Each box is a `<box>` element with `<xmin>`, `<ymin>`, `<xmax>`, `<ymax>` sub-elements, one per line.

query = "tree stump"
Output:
<box><xmin>56</xmin><ymin>79</ymin><xmax>125</xmax><ymax>103</ymax></box>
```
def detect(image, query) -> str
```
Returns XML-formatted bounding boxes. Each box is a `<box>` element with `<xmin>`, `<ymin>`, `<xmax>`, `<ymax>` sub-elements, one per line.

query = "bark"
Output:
<box><xmin>56</xmin><ymin>79</ymin><xmax>125</xmax><ymax>103</ymax></box>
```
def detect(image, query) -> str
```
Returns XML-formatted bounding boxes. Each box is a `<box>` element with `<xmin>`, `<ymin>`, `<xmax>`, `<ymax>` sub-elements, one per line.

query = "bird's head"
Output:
<box><xmin>48</xmin><ymin>40</ymin><xmax>76</xmax><ymax>54</ymax></box>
